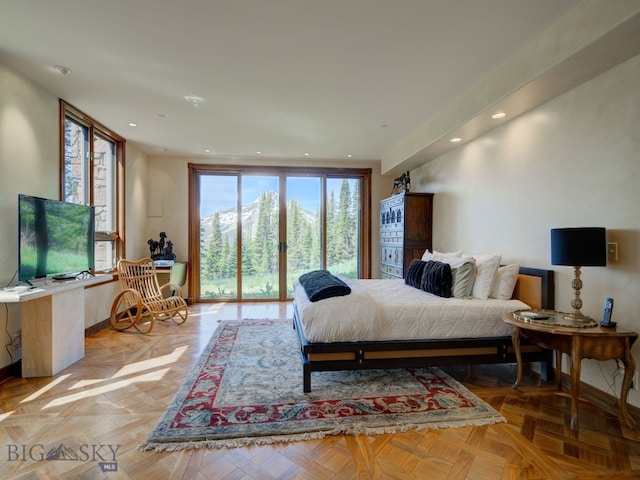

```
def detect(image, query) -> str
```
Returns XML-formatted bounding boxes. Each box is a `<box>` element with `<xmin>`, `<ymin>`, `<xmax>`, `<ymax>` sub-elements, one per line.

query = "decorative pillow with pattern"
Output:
<box><xmin>404</xmin><ymin>259</ymin><xmax>427</xmax><ymax>289</ymax></box>
<box><xmin>420</xmin><ymin>260</ymin><xmax>452</xmax><ymax>298</ymax></box>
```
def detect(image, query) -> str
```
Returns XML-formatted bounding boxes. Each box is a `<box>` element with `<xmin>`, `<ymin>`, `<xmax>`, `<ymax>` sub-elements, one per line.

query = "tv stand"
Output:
<box><xmin>0</xmin><ymin>274</ymin><xmax>113</xmax><ymax>377</ymax></box>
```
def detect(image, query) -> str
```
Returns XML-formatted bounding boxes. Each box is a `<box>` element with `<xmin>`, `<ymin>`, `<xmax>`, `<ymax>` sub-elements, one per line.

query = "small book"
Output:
<box><xmin>154</xmin><ymin>260</ymin><xmax>175</xmax><ymax>266</ymax></box>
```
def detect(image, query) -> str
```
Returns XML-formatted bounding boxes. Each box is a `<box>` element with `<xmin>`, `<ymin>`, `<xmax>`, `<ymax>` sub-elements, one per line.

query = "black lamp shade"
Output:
<box><xmin>551</xmin><ymin>227</ymin><xmax>607</xmax><ymax>267</ymax></box>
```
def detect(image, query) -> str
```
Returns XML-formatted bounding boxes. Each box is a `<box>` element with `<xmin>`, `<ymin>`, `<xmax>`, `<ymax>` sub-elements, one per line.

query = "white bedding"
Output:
<box><xmin>293</xmin><ymin>279</ymin><xmax>529</xmax><ymax>343</ymax></box>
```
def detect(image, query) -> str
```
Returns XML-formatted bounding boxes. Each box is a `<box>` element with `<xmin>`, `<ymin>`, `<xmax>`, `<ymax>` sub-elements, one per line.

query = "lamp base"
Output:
<box><xmin>562</xmin><ymin>311</ymin><xmax>595</xmax><ymax>324</ymax></box>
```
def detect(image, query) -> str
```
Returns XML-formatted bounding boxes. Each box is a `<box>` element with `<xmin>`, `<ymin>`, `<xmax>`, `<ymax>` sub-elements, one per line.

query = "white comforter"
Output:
<box><xmin>293</xmin><ymin>279</ymin><xmax>528</xmax><ymax>343</ymax></box>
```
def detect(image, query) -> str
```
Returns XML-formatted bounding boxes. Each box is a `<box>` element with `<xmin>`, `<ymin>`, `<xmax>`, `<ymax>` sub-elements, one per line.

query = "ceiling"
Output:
<box><xmin>0</xmin><ymin>0</ymin><xmax>580</xmax><ymax>163</ymax></box>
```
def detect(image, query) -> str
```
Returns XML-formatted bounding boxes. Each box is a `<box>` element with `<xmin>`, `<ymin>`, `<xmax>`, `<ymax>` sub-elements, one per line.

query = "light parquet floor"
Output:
<box><xmin>1</xmin><ymin>302</ymin><xmax>640</xmax><ymax>479</ymax></box>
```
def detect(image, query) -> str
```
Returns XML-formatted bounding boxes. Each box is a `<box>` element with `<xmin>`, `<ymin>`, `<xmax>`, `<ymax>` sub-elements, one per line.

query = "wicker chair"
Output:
<box><xmin>110</xmin><ymin>258</ymin><xmax>188</xmax><ymax>334</ymax></box>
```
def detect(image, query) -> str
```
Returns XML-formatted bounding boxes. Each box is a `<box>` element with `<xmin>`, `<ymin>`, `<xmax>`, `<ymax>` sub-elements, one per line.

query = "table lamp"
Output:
<box><xmin>551</xmin><ymin>227</ymin><xmax>607</xmax><ymax>321</ymax></box>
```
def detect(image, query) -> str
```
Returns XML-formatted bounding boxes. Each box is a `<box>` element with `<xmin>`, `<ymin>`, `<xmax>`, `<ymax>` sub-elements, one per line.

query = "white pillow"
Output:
<box><xmin>466</xmin><ymin>252</ymin><xmax>502</xmax><ymax>300</ymax></box>
<box><xmin>421</xmin><ymin>249</ymin><xmax>464</xmax><ymax>262</ymax></box>
<box><xmin>490</xmin><ymin>263</ymin><xmax>520</xmax><ymax>300</ymax></box>
<box><xmin>448</xmin><ymin>257</ymin><xmax>476</xmax><ymax>298</ymax></box>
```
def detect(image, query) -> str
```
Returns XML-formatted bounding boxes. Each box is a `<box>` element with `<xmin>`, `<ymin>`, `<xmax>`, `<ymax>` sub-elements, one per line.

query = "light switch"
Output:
<box><xmin>608</xmin><ymin>242</ymin><xmax>618</xmax><ymax>262</ymax></box>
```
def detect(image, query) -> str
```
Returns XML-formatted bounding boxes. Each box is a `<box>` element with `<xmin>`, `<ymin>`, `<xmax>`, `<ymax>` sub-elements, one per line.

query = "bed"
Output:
<box><xmin>293</xmin><ymin>266</ymin><xmax>555</xmax><ymax>392</ymax></box>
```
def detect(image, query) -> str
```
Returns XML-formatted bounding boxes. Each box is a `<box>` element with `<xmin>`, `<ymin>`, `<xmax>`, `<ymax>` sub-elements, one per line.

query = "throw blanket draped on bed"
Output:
<box><xmin>298</xmin><ymin>270</ymin><xmax>351</xmax><ymax>302</ymax></box>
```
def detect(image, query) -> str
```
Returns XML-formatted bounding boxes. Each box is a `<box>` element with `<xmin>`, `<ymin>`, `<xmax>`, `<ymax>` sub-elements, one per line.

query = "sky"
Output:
<box><xmin>199</xmin><ymin>175</ymin><xmax>357</xmax><ymax>218</ymax></box>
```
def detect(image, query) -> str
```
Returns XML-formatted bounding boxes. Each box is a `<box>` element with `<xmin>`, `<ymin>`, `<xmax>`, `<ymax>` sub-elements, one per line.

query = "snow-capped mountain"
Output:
<box><xmin>200</xmin><ymin>191</ymin><xmax>315</xmax><ymax>245</ymax></box>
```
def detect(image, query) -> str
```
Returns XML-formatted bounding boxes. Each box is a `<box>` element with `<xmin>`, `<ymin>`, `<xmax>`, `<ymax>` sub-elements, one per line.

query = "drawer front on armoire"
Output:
<box><xmin>379</xmin><ymin>192</ymin><xmax>433</xmax><ymax>279</ymax></box>
<box><xmin>380</xmin><ymin>246</ymin><xmax>403</xmax><ymax>279</ymax></box>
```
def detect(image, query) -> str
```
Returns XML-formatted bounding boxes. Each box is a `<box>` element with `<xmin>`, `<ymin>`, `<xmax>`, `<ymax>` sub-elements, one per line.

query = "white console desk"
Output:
<box><xmin>0</xmin><ymin>274</ymin><xmax>113</xmax><ymax>377</ymax></box>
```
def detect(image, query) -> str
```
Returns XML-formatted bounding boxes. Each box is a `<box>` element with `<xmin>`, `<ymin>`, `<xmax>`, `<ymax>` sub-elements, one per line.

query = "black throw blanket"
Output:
<box><xmin>298</xmin><ymin>270</ymin><xmax>351</xmax><ymax>302</ymax></box>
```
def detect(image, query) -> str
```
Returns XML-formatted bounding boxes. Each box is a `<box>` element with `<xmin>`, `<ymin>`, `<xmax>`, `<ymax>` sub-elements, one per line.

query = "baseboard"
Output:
<box><xmin>558</xmin><ymin>372</ymin><xmax>640</xmax><ymax>422</ymax></box>
<box><xmin>0</xmin><ymin>360</ymin><xmax>21</xmax><ymax>384</ymax></box>
<box><xmin>85</xmin><ymin>318</ymin><xmax>111</xmax><ymax>337</ymax></box>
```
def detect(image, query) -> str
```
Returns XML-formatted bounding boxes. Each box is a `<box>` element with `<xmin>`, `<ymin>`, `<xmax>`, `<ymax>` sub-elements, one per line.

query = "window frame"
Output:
<box><xmin>59</xmin><ymin>100</ymin><xmax>125</xmax><ymax>272</ymax></box>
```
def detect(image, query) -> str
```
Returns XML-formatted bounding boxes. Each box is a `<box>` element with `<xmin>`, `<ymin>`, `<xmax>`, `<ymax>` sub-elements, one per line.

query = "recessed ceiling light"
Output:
<box><xmin>53</xmin><ymin>65</ymin><xmax>71</xmax><ymax>76</ymax></box>
<box><xmin>304</xmin><ymin>153</ymin><xmax>310</xmax><ymax>156</ymax></box>
<box><xmin>256</xmin><ymin>151</ymin><xmax>262</xmax><ymax>155</ymax></box>
<box><xmin>128</xmin><ymin>122</ymin><xmax>137</xmax><ymax>127</ymax></box>
<box><xmin>450</xmin><ymin>137</ymin><xmax>462</xmax><ymax>143</ymax></box>
<box><xmin>184</xmin><ymin>94</ymin><xmax>206</xmax><ymax>108</ymax></box>
<box><xmin>347</xmin><ymin>154</ymin><xmax>353</xmax><ymax>158</ymax></box>
<box><xmin>204</xmin><ymin>149</ymin><xmax>210</xmax><ymax>153</ymax></box>
<box><xmin>492</xmin><ymin>112</ymin><xmax>507</xmax><ymax>119</ymax></box>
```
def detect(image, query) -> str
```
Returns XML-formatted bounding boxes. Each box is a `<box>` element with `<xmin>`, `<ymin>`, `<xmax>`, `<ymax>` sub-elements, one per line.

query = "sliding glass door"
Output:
<box><xmin>199</xmin><ymin>174</ymin><xmax>237</xmax><ymax>299</ymax></box>
<box><xmin>241</xmin><ymin>175</ymin><xmax>280</xmax><ymax>299</ymax></box>
<box><xmin>325</xmin><ymin>178</ymin><xmax>361</xmax><ymax>279</ymax></box>
<box><xmin>286</xmin><ymin>176</ymin><xmax>322</xmax><ymax>298</ymax></box>
<box><xmin>190</xmin><ymin>165</ymin><xmax>371</xmax><ymax>302</ymax></box>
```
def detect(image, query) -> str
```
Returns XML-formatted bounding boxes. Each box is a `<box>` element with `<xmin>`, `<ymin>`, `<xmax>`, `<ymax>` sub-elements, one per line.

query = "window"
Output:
<box><xmin>189</xmin><ymin>165</ymin><xmax>371</xmax><ymax>302</ymax></box>
<box><xmin>60</xmin><ymin>101</ymin><xmax>124</xmax><ymax>271</ymax></box>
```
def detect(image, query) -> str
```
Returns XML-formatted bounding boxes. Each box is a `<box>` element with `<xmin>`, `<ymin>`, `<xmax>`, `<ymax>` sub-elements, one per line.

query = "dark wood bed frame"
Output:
<box><xmin>293</xmin><ymin>267</ymin><xmax>555</xmax><ymax>392</ymax></box>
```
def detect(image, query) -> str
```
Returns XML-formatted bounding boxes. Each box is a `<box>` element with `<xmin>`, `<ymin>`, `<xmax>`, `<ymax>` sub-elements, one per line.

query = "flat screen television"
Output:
<box><xmin>18</xmin><ymin>194</ymin><xmax>95</xmax><ymax>282</ymax></box>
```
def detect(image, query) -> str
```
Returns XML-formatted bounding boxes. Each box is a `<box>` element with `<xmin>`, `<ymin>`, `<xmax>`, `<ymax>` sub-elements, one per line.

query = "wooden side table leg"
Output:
<box><xmin>512</xmin><ymin>326</ymin><xmax>523</xmax><ymax>389</ymax></box>
<box><xmin>555</xmin><ymin>350</ymin><xmax>563</xmax><ymax>390</ymax></box>
<box><xmin>620</xmin><ymin>339</ymin><xmax>637</xmax><ymax>429</ymax></box>
<box><xmin>570</xmin><ymin>343</ymin><xmax>581</xmax><ymax>431</ymax></box>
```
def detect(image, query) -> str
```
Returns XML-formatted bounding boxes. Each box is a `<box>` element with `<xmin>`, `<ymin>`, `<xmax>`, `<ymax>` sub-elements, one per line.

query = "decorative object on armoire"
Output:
<box><xmin>380</xmin><ymin>192</ymin><xmax>433</xmax><ymax>279</ymax></box>
<box><xmin>148</xmin><ymin>231</ymin><xmax>176</xmax><ymax>261</ymax></box>
<box><xmin>550</xmin><ymin>227</ymin><xmax>607</xmax><ymax>321</ymax></box>
<box><xmin>391</xmin><ymin>171</ymin><xmax>411</xmax><ymax>195</ymax></box>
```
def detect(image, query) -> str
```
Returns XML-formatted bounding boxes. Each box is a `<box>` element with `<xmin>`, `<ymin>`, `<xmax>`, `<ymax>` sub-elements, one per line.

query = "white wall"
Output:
<box><xmin>412</xmin><ymin>54</ymin><xmax>640</xmax><ymax>406</ymax></box>
<box><xmin>0</xmin><ymin>63</ymin><xmax>59</xmax><ymax>369</ymax></box>
<box><xmin>125</xmin><ymin>143</ymin><xmax>151</xmax><ymax>260</ymax></box>
<box><xmin>0</xmin><ymin>62</ymin><xmax>59</xmax><ymax>285</ymax></box>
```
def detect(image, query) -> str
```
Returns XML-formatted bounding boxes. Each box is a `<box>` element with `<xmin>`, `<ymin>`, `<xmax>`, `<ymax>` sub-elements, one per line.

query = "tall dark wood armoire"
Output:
<box><xmin>380</xmin><ymin>192</ymin><xmax>433</xmax><ymax>279</ymax></box>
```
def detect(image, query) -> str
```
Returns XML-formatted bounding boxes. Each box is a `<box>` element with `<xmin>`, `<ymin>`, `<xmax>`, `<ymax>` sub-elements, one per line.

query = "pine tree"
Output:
<box><xmin>351</xmin><ymin>182</ymin><xmax>361</xmax><ymax>259</ymax></box>
<box><xmin>287</xmin><ymin>198</ymin><xmax>305</xmax><ymax>271</ymax></box>
<box><xmin>242</xmin><ymin>225</ymin><xmax>255</xmax><ymax>276</ymax></box>
<box><xmin>227</xmin><ymin>236</ymin><xmax>238</xmax><ymax>278</ymax></box>
<box><xmin>253</xmin><ymin>191</ymin><xmax>278</xmax><ymax>274</ymax></box>
<box><xmin>326</xmin><ymin>190</ymin><xmax>338</xmax><ymax>265</ymax></box>
<box><xmin>337</xmin><ymin>179</ymin><xmax>353</xmax><ymax>262</ymax></box>
<box><xmin>311</xmin><ymin>206</ymin><xmax>322</xmax><ymax>269</ymax></box>
<box><xmin>302</xmin><ymin>220</ymin><xmax>314</xmax><ymax>269</ymax></box>
<box><xmin>209</xmin><ymin>212</ymin><xmax>224</xmax><ymax>276</ymax></box>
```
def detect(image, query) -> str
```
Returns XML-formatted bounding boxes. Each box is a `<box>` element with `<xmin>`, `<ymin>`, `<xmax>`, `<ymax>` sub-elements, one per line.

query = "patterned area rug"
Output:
<box><xmin>140</xmin><ymin>319</ymin><xmax>505</xmax><ymax>451</ymax></box>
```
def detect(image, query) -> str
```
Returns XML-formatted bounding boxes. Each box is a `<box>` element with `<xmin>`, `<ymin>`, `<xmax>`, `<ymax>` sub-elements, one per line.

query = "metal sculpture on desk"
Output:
<box><xmin>391</xmin><ymin>171</ymin><xmax>411</xmax><ymax>195</ymax></box>
<box><xmin>148</xmin><ymin>232</ymin><xmax>176</xmax><ymax>261</ymax></box>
